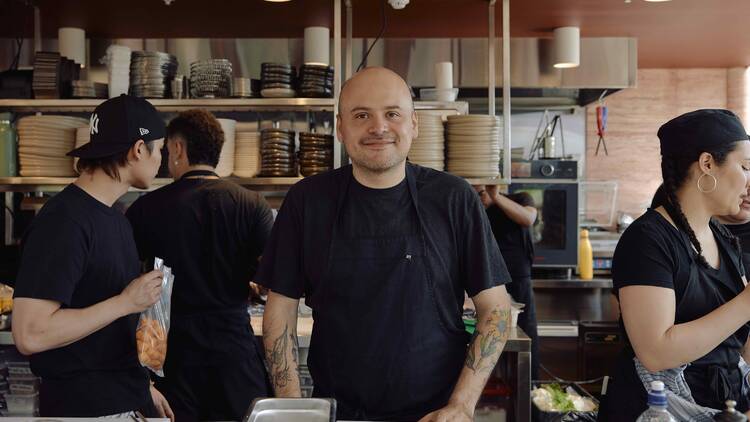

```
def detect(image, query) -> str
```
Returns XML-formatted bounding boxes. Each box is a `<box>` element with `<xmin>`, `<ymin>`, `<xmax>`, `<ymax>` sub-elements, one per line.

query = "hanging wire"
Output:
<box><xmin>356</xmin><ymin>0</ymin><xmax>388</xmax><ymax>72</ymax></box>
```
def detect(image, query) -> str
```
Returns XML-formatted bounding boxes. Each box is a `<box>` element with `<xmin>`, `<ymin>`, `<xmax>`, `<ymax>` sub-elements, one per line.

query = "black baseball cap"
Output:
<box><xmin>67</xmin><ymin>94</ymin><xmax>165</xmax><ymax>159</ymax></box>
<box><xmin>658</xmin><ymin>109</ymin><xmax>750</xmax><ymax>157</ymax></box>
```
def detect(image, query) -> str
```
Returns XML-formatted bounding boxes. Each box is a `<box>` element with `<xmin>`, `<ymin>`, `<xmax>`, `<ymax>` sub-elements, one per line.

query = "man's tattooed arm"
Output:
<box><xmin>263</xmin><ymin>291</ymin><xmax>302</xmax><ymax>397</ymax></box>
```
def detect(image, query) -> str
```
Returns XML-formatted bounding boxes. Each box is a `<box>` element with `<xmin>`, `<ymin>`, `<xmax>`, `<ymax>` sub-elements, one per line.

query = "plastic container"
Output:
<box><xmin>636</xmin><ymin>381</ymin><xmax>676</xmax><ymax>421</ymax></box>
<box><xmin>578</xmin><ymin>229</ymin><xmax>594</xmax><ymax>280</ymax></box>
<box><xmin>0</xmin><ymin>113</ymin><xmax>17</xmax><ymax>177</ymax></box>
<box><xmin>5</xmin><ymin>392</ymin><xmax>39</xmax><ymax>416</ymax></box>
<box><xmin>419</xmin><ymin>88</ymin><xmax>459</xmax><ymax>102</ymax></box>
<box><xmin>8</xmin><ymin>376</ymin><xmax>40</xmax><ymax>394</ymax></box>
<box><xmin>7</xmin><ymin>361</ymin><xmax>32</xmax><ymax>376</ymax></box>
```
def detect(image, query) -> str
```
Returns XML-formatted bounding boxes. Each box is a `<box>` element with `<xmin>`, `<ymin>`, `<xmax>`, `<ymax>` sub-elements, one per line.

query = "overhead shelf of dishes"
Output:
<box><xmin>0</xmin><ymin>176</ymin><xmax>305</xmax><ymax>192</ymax></box>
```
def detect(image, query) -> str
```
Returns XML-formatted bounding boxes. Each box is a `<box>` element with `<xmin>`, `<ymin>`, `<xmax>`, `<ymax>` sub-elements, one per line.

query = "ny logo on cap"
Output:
<box><xmin>89</xmin><ymin>114</ymin><xmax>99</xmax><ymax>135</ymax></box>
<box><xmin>139</xmin><ymin>128</ymin><xmax>150</xmax><ymax>136</ymax></box>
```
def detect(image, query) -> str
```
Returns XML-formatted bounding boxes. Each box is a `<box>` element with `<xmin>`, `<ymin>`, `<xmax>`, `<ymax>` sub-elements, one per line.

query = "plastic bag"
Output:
<box><xmin>136</xmin><ymin>258</ymin><xmax>174</xmax><ymax>377</ymax></box>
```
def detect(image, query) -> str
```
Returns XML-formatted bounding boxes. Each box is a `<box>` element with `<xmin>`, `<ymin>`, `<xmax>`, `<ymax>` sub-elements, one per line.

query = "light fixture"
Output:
<box><xmin>553</xmin><ymin>26</ymin><xmax>580</xmax><ymax>69</ymax></box>
<box><xmin>58</xmin><ymin>27</ymin><xmax>86</xmax><ymax>68</ymax></box>
<box><xmin>264</xmin><ymin>0</ymin><xmax>291</xmax><ymax>2</ymax></box>
<box><xmin>644</xmin><ymin>0</ymin><xmax>671</xmax><ymax>2</ymax></box>
<box><xmin>304</xmin><ymin>26</ymin><xmax>330</xmax><ymax>66</ymax></box>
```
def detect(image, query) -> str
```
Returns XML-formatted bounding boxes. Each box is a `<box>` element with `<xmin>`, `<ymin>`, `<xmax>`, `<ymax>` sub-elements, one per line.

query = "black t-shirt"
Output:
<box><xmin>613</xmin><ymin>209</ymin><xmax>749</xmax><ymax>367</ymax></box>
<box><xmin>340</xmin><ymin>177</ymin><xmax>414</xmax><ymax>238</ymax></box>
<box><xmin>126</xmin><ymin>178</ymin><xmax>274</xmax><ymax>315</ymax></box>
<box><xmin>485</xmin><ymin>193</ymin><xmax>535</xmax><ymax>277</ymax></box>
<box><xmin>13</xmin><ymin>184</ymin><xmax>150</xmax><ymax>417</ymax></box>
<box><xmin>255</xmin><ymin>163</ymin><xmax>510</xmax><ymax>320</ymax></box>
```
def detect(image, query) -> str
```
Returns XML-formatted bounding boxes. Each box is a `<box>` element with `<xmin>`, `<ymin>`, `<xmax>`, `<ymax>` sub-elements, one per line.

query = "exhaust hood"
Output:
<box><xmin>357</xmin><ymin>37</ymin><xmax>637</xmax><ymax>110</ymax></box>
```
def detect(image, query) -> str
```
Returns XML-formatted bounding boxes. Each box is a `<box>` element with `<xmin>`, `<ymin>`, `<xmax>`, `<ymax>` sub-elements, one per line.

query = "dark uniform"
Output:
<box><xmin>600</xmin><ymin>209</ymin><xmax>749</xmax><ymax>420</ymax></box>
<box><xmin>127</xmin><ymin>170</ymin><xmax>274</xmax><ymax>421</ymax></box>
<box><xmin>255</xmin><ymin>163</ymin><xmax>510</xmax><ymax>421</ymax></box>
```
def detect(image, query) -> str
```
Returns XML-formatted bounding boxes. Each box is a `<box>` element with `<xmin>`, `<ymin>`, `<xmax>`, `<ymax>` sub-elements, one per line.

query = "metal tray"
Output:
<box><xmin>244</xmin><ymin>398</ymin><xmax>336</xmax><ymax>422</ymax></box>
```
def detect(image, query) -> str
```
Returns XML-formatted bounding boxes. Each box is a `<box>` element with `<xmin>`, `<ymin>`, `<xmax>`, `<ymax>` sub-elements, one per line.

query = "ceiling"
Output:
<box><xmin>1</xmin><ymin>0</ymin><xmax>748</xmax><ymax>68</ymax></box>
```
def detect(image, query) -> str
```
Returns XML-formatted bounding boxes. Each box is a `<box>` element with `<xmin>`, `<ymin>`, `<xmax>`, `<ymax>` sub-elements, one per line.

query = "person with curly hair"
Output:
<box><xmin>126</xmin><ymin>109</ymin><xmax>274</xmax><ymax>421</ymax></box>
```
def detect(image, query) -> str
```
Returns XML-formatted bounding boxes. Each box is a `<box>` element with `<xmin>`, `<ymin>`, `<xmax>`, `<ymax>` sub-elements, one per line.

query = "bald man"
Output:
<box><xmin>256</xmin><ymin>67</ymin><xmax>513</xmax><ymax>422</ymax></box>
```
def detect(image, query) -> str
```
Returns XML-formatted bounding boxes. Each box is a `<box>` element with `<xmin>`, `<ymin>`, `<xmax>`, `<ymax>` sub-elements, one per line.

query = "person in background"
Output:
<box><xmin>601</xmin><ymin>109</ymin><xmax>750</xmax><ymax>420</ymax></box>
<box><xmin>11</xmin><ymin>95</ymin><xmax>173</xmax><ymax>419</ymax></box>
<box><xmin>474</xmin><ymin>184</ymin><xmax>539</xmax><ymax>380</ymax></box>
<box><xmin>126</xmin><ymin>109</ymin><xmax>274</xmax><ymax>422</ymax></box>
<box><xmin>256</xmin><ymin>67</ymin><xmax>514</xmax><ymax>422</ymax></box>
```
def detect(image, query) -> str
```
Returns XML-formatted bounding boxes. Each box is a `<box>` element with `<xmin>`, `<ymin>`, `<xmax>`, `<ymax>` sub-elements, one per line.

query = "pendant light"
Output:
<box><xmin>553</xmin><ymin>26</ymin><xmax>580</xmax><ymax>69</ymax></box>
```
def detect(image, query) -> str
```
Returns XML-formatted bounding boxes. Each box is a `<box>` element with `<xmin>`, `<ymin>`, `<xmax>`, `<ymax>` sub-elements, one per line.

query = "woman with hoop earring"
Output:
<box><xmin>598</xmin><ymin>109</ymin><xmax>750</xmax><ymax>420</ymax></box>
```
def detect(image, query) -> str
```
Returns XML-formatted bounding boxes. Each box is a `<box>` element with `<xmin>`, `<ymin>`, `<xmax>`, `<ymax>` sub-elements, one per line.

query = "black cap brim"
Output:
<box><xmin>67</xmin><ymin>141</ymin><xmax>135</xmax><ymax>159</ymax></box>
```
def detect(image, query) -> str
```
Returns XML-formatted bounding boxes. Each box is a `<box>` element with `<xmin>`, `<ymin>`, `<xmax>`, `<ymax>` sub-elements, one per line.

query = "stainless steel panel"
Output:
<box><xmin>244</xmin><ymin>398</ymin><xmax>334</xmax><ymax>422</ymax></box>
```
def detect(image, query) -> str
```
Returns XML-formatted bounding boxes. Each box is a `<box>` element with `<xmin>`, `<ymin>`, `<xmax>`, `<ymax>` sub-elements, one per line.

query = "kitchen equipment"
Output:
<box><xmin>260</xmin><ymin>128</ymin><xmax>296</xmax><ymax>177</ymax></box>
<box><xmin>190</xmin><ymin>59</ymin><xmax>232</xmax><ymax>98</ymax></box>
<box><xmin>445</xmin><ymin>114</ymin><xmax>502</xmax><ymax>178</ymax></box>
<box><xmin>33</xmin><ymin>51</ymin><xmax>80</xmax><ymax>99</ymax></box>
<box><xmin>232</xmin><ymin>77</ymin><xmax>254</xmax><ymax>98</ymax></box>
<box><xmin>260</xmin><ymin>63</ymin><xmax>297</xmax><ymax>98</ymax></box>
<box><xmin>243</xmin><ymin>398</ymin><xmax>336</xmax><ymax>422</ymax></box>
<box><xmin>408</xmin><ymin>111</ymin><xmax>445</xmax><ymax>171</ymax></box>
<box><xmin>16</xmin><ymin>115</ymin><xmax>88</xmax><ymax>177</ymax></box>
<box><xmin>529</xmin><ymin>111</ymin><xmax>566</xmax><ymax>160</ymax></box>
<box><xmin>0</xmin><ymin>113</ymin><xmax>17</xmax><ymax>176</ymax></box>
<box><xmin>510</xmin><ymin>180</ymin><xmax>579</xmax><ymax>268</ymax></box>
<box><xmin>579</xmin><ymin>181</ymin><xmax>618</xmax><ymax>228</ymax></box>
<box><xmin>170</xmin><ymin>75</ymin><xmax>184</xmax><ymax>99</ymax></box>
<box><xmin>714</xmin><ymin>400</ymin><xmax>747</xmax><ymax>422</ymax></box>
<box><xmin>512</xmin><ymin>159</ymin><xmax>577</xmax><ymax>179</ymax></box>
<box><xmin>129</xmin><ymin>51</ymin><xmax>178</xmax><ymax>98</ymax></box>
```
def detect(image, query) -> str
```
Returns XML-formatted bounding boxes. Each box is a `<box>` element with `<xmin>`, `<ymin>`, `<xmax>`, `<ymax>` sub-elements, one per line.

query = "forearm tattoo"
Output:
<box><xmin>267</xmin><ymin>324</ymin><xmax>294</xmax><ymax>389</ymax></box>
<box><xmin>465</xmin><ymin>308</ymin><xmax>511</xmax><ymax>373</ymax></box>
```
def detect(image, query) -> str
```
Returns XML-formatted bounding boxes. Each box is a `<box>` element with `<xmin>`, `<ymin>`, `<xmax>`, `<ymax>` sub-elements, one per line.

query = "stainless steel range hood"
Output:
<box><xmin>352</xmin><ymin>37</ymin><xmax>637</xmax><ymax>110</ymax></box>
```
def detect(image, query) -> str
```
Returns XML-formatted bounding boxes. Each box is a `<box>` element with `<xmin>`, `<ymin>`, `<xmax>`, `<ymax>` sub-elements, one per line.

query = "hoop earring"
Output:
<box><xmin>697</xmin><ymin>173</ymin><xmax>717</xmax><ymax>193</ymax></box>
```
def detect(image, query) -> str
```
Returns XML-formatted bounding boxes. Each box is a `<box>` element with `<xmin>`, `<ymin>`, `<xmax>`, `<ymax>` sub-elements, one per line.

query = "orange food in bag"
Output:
<box><xmin>136</xmin><ymin>317</ymin><xmax>167</xmax><ymax>370</ymax></box>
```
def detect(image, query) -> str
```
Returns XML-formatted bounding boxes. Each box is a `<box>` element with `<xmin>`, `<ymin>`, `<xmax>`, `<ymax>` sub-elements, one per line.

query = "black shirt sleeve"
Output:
<box><xmin>246</xmin><ymin>193</ymin><xmax>275</xmax><ymax>263</ymax></box>
<box><xmin>612</xmin><ymin>221</ymin><xmax>676</xmax><ymax>293</ymax></box>
<box><xmin>254</xmin><ymin>186</ymin><xmax>306</xmax><ymax>299</ymax></box>
<box><xmin>13</xmin><ymin>213</ymin><xmax>89</xmax><ymax>306</ymax></box>
<box><xmin>457</xmin><ymin>185</ymin><xmax>511</xmax><ymax>297</ymax></box>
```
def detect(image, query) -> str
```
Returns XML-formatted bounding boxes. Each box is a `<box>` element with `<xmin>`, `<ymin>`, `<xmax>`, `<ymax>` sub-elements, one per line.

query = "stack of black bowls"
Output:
<box><xmin>260</xmin><ymin>63</ymin><xmax>297</xmax><ymax>98</ymax></box>
<box><xmin>260</xmin><ymin>128</ymin><xmax>297</xmax><ymax>176</ymax></box>
<box><xmin>299</xmin><ymin>133</ymin><xmax>334</xmax><ymax>176</ymax></box>
<box><xmin>298</xmin><ymin>65</ymin><xmax>334</xmax><ymax>98</ymax></box>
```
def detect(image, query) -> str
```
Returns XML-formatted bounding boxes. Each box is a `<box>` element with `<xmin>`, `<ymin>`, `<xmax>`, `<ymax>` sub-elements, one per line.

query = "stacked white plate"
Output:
<box><xmin>73</xmin><ymin>126</ymin><xmax>90</xmax><ymax>172</ymax></box>
<box><xmin>104</xmin><ymin>44</ymin><xmax>131</xmax><ymax>98</ymax></box>
<box><xmin>409</xmin><ymin>112</ymin><xmax>445</xmax><ymax>171</ymax></box>
<box><xmin>16</xmin><ymin>115</ymin><xmax>89</xmax><ymax>177</ymax></box>
<box><xmin>234</xmin><ymin>131</ymin><xmax>261</xmax><ymax>178</ymax></box>
<box><xmin>215</xmin><ymin>118</ymin><xmax>236</xmax><ymax>177</ymax></box>
<box><xmin>445</xmin><ymin>114</ymin><xmax>502</xmax><ymax>178</ymax></box>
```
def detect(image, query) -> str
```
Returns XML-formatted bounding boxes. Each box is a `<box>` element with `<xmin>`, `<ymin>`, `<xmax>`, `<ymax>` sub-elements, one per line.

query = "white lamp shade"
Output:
<box><xmin>58</xmin><ymin>27</ymin><xmax>86</xmax><ymax>68</ymax></box>
<box><xmin>304</xmin><ymin>27</ymin><xmax>330</xmax><ymax>66</ymax></box>
<box><xmin>553</xmin><ymin>26</ymin><xmax>580</xmax><ymax>69</ymax></box>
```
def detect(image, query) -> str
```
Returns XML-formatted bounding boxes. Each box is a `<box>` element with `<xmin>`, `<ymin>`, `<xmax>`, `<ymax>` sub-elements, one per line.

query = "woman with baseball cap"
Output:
<box><xmin>12</xmin><ymin>94</ymin><xmax>173</xmax><ymax>419</ymax></box>
<box><xmin>600</xmin><ymin>109</ymin><xmax>750</xmax><ymax>420</ymax></box>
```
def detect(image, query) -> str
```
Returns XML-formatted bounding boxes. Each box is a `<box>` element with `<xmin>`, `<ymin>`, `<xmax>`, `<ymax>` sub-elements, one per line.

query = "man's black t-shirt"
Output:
<box><xmin>340</xmin><ymin>177</ymin><xmax>414</xmax><ymax>238</ymax></box>
<box><xmin>485</xmin><ymin>193</ymin><xmax>535</xmax><ymax>277</ymax></box>
<box><xmin>13</xmin><ymin>184</ymin><xmax>150</xmax><ymax>417</ymax></box>
<box><xmin>255</xmin><ymin>164</ymin><xmax>510</xmax><ymax>318</ymax></box>
<box><xmin>126</xmin><ymin>178</ymin><xmax>274</xmax><ymax>315</ymax></box>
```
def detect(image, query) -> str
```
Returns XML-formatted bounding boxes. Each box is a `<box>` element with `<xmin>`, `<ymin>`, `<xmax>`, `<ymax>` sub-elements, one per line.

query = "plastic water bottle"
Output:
<box><xmin>636</xmin><ymin>381</ymin><xmax>677</xmax><ymax>422</ymax></box>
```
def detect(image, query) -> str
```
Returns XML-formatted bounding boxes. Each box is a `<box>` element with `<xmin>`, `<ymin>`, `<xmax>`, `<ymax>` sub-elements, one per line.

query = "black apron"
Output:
<box><xmin>308</xmin><ymin>166</ymin><xmax>469</xmax><ymax>421</ymax></box>
<box><xmin>154</xmin><ymin>170</ymin><xmax>271</xmax><ymax>422</ymax></box>
<box><xmin>599</xmin><ymin>221</ymin><xmax>750</xmax><ymax>421</ymax></box>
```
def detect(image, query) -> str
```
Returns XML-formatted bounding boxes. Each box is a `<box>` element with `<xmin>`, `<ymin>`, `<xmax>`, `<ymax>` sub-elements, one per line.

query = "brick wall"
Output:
<box><xmin>584</xmin><ymin>68</ymin><xmax>748</xmax><ymax>218</ymax></box>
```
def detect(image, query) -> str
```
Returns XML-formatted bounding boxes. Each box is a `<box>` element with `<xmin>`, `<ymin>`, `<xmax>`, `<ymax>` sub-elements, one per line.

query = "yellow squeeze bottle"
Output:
<box><xmin>579</xmin><ymin>229</ymin><xmax>594</xmax><ymax>280</ymax></box>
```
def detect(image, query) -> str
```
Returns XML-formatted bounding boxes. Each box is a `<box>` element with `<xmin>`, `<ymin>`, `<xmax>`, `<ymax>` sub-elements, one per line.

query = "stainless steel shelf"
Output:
<box><xmin>0</xmin><ymin>98</ymin><xmax>336</xmax><ymax>113</ymax></box>
<box><xmin>0</xmin><ymin>176</ymin><xmax>304</xmax><ymax>192</ymax></box>
<box><xmin>0</xmin><ymin>99</ymin><xmax>467</xmax><ymax>114</ymax></box>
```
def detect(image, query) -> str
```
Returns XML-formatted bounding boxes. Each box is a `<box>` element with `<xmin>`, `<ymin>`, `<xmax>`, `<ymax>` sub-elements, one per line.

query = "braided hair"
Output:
<box><xmin>660</xmin><ymin>143</ymin><xmax>737</xmax><ymax>267</ymax></box>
